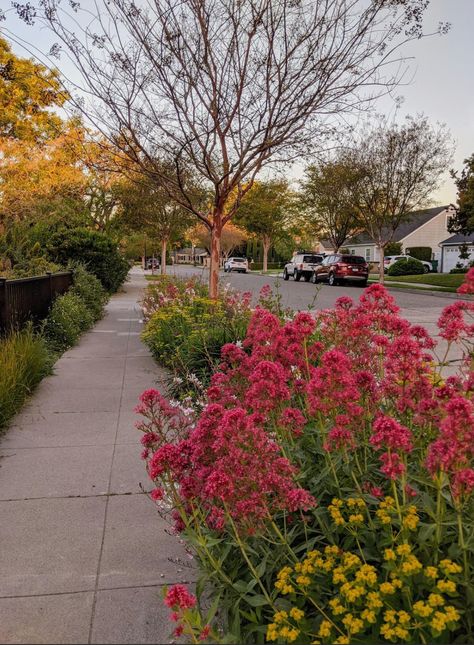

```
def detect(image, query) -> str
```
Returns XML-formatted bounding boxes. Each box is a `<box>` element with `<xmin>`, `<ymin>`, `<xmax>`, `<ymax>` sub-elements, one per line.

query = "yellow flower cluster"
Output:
<box><xmin>267</xmin><ymin>607</ymin><xmax>305</xmax><ymax>642</ymax></box>
<box><xmin>402</xmin><ymin>505</ymin><xmax>419</xmax><ymax>531</ymax></box>
<box><xmin>328</xmin><ymin>497</ymin><xmax>366</xmax><ymax>527</ymax></box>
<box><xmin>375</xmin><ymin>496</ymin><xmax>395</xmax><ymax>525</ymax></box>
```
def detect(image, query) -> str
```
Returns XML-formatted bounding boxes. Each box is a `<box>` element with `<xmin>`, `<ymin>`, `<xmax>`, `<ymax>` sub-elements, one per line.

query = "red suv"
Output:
<box><xmin>311</xmin><ymin>254</ymin><xmax>369</xmax><ymax>287</ymax></box>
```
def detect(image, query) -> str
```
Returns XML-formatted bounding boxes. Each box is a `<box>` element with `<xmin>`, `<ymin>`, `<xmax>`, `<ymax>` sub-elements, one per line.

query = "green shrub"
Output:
<box><xmin>406</xmin><ymin>246</ymin><xmax>432</xmax><ymax>262</ymax></box>
<box><xmin>385</xmin><ymin>241</ymin><xmax>403</xmax><ymax>256</ymax></box>
<box><xmin>70</xmin><ymin>264</ymin><xmax>107</xmax><ymax>321</ymax></box>
<box><xmin>388</xmin><ymin>257</ymin><xmax>424</xmax><ymax>276</ymax></box>
<box><xmin>47</xmin><ymin>227</ymin><xmax>129</xmax><ymax>292</ymax></box>
<box><xmin>250</xmin><ymin>261</ymin><xmax>284</xmax><ymax>270</ymax></box>
<box><xmin>450</xmin><ymin>267</ymin><xmax>469</xmax><ymax>274</ymax></box>
<box><xmin>0</xmin><ymin>326</ymin><xmax>52</xmax><ymax>429</ymax></box>
<box><xmin>43</xmin><ymin>292</ymin><xmax>94</xmax><ymax>353</ymax></box>
<box><xmin>8</xmin><ymin>257</ymin><xmax>63</xmax><ymax>279</ymax></box>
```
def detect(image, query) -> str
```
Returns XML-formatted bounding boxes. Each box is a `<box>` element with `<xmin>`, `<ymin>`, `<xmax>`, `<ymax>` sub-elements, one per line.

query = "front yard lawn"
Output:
<box><xmin>369</xmin><ymin>273</ymin><xmax>466</xmax><ymax>291</ymax></box>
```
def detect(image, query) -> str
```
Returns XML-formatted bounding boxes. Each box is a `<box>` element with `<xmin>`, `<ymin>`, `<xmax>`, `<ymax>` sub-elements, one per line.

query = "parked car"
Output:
<box><xmin>224</xmin><ymin>257</ymin><xmax>249</xmax><ymax>273</ymax></box>
<box><xmin>283</xmin><ymin>252</ymin><xmax>324</xmax><ymax>282</ymax></box>
<box><xmin>384</xmin><ymin>255</ymin><xmax>433</xmax><ymax>274</ymax></box>
<box><xmin>312</xmin><ymin>254</ymin><xmax>369</xmax><ymax>286</ymax></box>
<box><xmin>146</xmin><ymin>258</ymin><xmax>160</xmax><ymax>270</ymax></box>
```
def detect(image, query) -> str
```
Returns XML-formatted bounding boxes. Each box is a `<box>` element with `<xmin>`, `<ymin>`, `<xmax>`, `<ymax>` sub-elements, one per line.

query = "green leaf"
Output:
<box><xmin>243</xmin><ymin>594</ymin><xmax>270</xmax><ymax>607</ymax></box>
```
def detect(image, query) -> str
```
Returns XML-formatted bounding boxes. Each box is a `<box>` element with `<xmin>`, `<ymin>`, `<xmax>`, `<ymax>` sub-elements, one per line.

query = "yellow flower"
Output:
<box><xmin>413</xmin><ymin>600</ymin><xmax>433</xmax><ymax>617</ymax></box>
<box><xmin>403</xmin><ymin>514</ymin><xmax>419</xmax><ymax>531</ymax></box>
<box><xmin>355</xmin><ymin>564</ymin><xmax>378</xmax><ymax>586</ymax></box>
<box><xmin>431</xmin><ymin>611</ymin><xmax>448</xmax><ymax>633</ymax></box>
<box><xmin>439</xmin><ymin>559</ymin><xmax>462</xmax><ymax>575</ymax></box>
<box><xmin>281</xmin><ymin>584</ymin><xmax>295</xmax><ymax>595</ymax></box>
<box><xmin>384</xmin><ymin>610</ymin><xmax>397</xmax><ymax>624</ymax></box>
<box><xmin>361</xmin><ymin>609</ymin><xmax>376</xmax><ymax>624</ymax></box>
<box><xmin>380</xmin><ymin>623</ymin><xmax>397</xmax><ymax>641</ymax></box>
<box><xmin>331</xmin><ymin>498</ymin><xmax>343</xmax><ymax>507</ymax></box>
<box><xmin>428</xmin><ymin>593</ymin><xmax>445</xmax><ymax>607</ymax></box>
<box><xmin>274</xmin><ymin>610</ymin><xmax>288</xmax><ymax>624</ymax></box>
<box><xmin>349</xmin><ymin>513</ymin><xmax>364</xmax><ymax>524</ymax></box>
<box><xmin>397</xmin><ymin>610</ymin><xmax>410</xmax><ymax>625</ymax></box>
<box><xmin>333</xmin><ymin>568</ymin><xmax>347</xmax><ymax>585</ymax></box>
<box><xmin>394</xmin><ymin>626</ymin><xmax>409</xmax><ymax>640</ymax></box>
<box><xmin>266</xmin><ymin>623</ymin><xmax>279</xmax><ymax>641</ymax></box>
<box><xmin>366</xmin><ymin>591</ymin><xmax>383</xmax><ymax>609</ymax></box>
<box><xmin>286</xmin><ymin>628</ymin><xmax>300</xmax><ymax>642</ymax></box>
<box><xmin>437</xmin><ymin>579</ymin><xmax>456</xmax><ymax>594</ymax></box>
<box><xmin>342</xmin><ymin>614</ymin><xmax>364</xmax><ymax>635</ymax></box>
<box><xmin>376</xmin><ymin>510</ymin><xmax>391</xmax><ymax>525</ymax></box>
<box><xmin>396</xmin><ymin>543</ymin><xmax>411</xmax><ymax>556</ymax></box>
<box><xmin>424</xmin><ymin>566</ymin><xmax>438</xmax><ymax>579</ymax></box>
<box><xmin>321</xmin><ymin>558</ymin><xmax>335</xmax><ymax>572</ymax></box>
<box><xmin>334</xmin><ymin>637</ymin><xmax>349</xmax><ymax>645</ymax></box>
<box><xmin>329</xmin><ymin>598</ymin><xmax>346</xmax><ymax>616</ymax></box>
<box><xmin>384</xmin><ymin>549</ymin><xmax>396</xmax><ymax>561</ymax></box>
<box><xmin>342</xmin><ymin>553</ymin><xmax>361</xmax><ymax>570</ymax></box>
<box><xmin>444</xmin><ymin>605</ymin><xmax>460</xmax><ymax>623</ymax></box>
<box><xmin>296</xmin><ymin>575</ymin><xmax>311</xmax><ymax>587</ymax></box>
<box><xmin>340</xmin><ymin>582</ymin><xmax>366</xmax><ymax>602</ymax></box>
<box><xmin>277</xmin><ymin>566</ymin><xmax>293</xmax><ymax>581</ymax></box>
<box><xmin>390</xmin><ymin>576</ymin><xmax>402</xmax><ymax>589</ymax></box>
<box><xmin>290</xmin><ymin>607</ymin><xmax>304</xmax><ymax>622</ymax></box>
<box><xmin>379</xmin><ymin>582</ymin><xmax>395</xmax><ymax>595</ymax></box>
<box><xmin>318</xmin><ymin>620</ymin><xmax>332</xmax><ymax>638</ymax></box>
<box><xmin>401</xmin><ymin>555</ymin><xmax>423</xmax><ymax>575</ymax></box>
<box><xmin>325</xmin><ymin>545</ymin><xmax>340</xmax><ymax>557</ymax></box>
<box><xmin>380</xmin><ymin>496</ymin><xmax>395</xmax><ymax>509</ymax></box>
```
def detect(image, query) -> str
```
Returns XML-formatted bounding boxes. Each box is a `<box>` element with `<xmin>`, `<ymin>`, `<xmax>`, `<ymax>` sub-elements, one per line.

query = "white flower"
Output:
<box><xmin>235</xmin><ymin>340</ymin><xmax>243</xmax><ymax>348</ymax></box>
<box><xmin>173</xmin><ymin>376</ymin><xmax>183</xmax><ymax>384</ymax></box>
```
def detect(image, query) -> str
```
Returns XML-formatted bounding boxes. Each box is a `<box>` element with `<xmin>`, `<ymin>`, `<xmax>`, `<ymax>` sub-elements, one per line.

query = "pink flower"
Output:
<box><xmin>279</xmin><ymin>408</ymin><xmax>306</xmax><ymax>436</ymax></box>
<box><xmin>380</xmin><ymin>452</ymin><xmax>405</xmax><ymax>480</ymax></box>
<box><xmin>199</xmin><ymin>625</ymin><xmax>211</xmax><ymax>641</ymax></box>
<box><xmin>164</xmin><ymin>585</ymin><xmax>197</xmax><ymax>610</ymax></box>
<box><xmin>458</xmin><ymin>267</ymin><xmax>474</xmax><ymax>294</ymax></box>
<box><xmin>438</xmin><ymin>301</ymin><xmax>474</xmax><ymax>342</ymax></box>
<box><xmin>370</xmin><ymin>415</ymin><xmax>413</xmax><ymax>452</ymax></box>
<box><xmin>150</xmin><ymin>488</ymin><xmax>164</xmax><ymax>501</ymax></box>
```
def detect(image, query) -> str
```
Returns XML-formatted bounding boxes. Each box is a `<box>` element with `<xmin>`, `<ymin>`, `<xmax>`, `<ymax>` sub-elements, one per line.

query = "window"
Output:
<box><xmin>365</xmin><ymin>248</ymin><xmax>371</xmax><ymax>261</ymax></box>
<box><xmin>351</xmin><ymin>249</ymin><xmax>356</xmax><ymax>255</ymax></box>
<box><xmin>342</xmin><ymin>255</ymin><xmax>366</xmax><ymax>264</ymax></box>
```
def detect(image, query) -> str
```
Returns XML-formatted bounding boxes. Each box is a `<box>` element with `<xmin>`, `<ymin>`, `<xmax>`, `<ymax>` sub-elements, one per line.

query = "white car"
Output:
<box><xmin>283</xmin><ymin>252</ymin><xmax>324</xmax><ymax>282</ymax></box>
<box><xmin>224</xmin><ymin>257</ymin><xmax>248</xmax><ymax>273</ymax></box>
<box><xmin>384</xmin><ymin>255</ymin><xmax>433</xmax><ymax>274</ymax></box>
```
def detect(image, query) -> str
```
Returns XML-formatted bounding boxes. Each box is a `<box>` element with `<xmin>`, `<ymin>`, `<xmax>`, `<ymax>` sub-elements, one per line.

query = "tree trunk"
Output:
<box><xmin>209</xmin><ymin>221</ymin><xmax>222</xmax><ymax>299</ymax></box>
<box><xmin>378</xmin><ymin>244</ymin><xmax>385</xmax><ymax>284</ymax></box>
<box><xmin>262</xmin><ymin>235</ymin><xmax>271</xmax><ymax>272</ymax></box>
<box><xmin>161</xmin><ymin>238</ymin><xmax>167</xmax><ymax>275</ymax></box>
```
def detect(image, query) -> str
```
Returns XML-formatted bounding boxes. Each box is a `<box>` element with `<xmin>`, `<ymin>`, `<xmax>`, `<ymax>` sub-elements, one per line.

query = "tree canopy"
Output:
<box><xmin>449</xmin><ymin>154</ymin><xmax>474</xmax><ymax>235</ymax></box>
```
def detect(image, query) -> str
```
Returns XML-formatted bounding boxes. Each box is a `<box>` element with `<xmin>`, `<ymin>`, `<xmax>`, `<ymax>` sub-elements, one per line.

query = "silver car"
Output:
<box><xmin>283</xmin><ymin>253</ymin><xmax>324</xmax><ymax>282</ymax></box>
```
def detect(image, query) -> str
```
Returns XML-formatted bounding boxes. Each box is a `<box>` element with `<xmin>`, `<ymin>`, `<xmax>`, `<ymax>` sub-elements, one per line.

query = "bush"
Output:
<box><xmin>136</xmin><ymin>281</ymin><xmax>474</xmax><ymax>644</ymax></box>
<box><xmin>141</xmin><ymin>276</ymin><xmax>251</xmax><ymax>396</ymax></box>
<box><xmin>47</xmin><ymin>227</ymin><xmax>129</xmax><ymax>292</ymax></box>
<box><xmin>43</xmin><ymin>292</ymin><xmax>93</xmax><ymax>353</ymax></box>
<box><xmin>406</xmin><ymin>246</ymin><xmax>432</xmax><ymax>262</ymax></box>
<box><xmin>250</xmin><ymin>262</ymin><xmax>284</xmax><ymax>270</ymax></box>
<box><xmin>0</xmin><ymin>326</ymin><xmax>52</xmax><ymax>429</ymax></box>
<box><xmin>388</xmin><ymin>257</ymin><xmax>424</xmax><ymax>276</ymax></box>
<box><xmin>385</xmin><ymin>242</ymin><xmax>403</xmax><ymax>256</ymax></box>
<box><xmin>70</xmin><ymin>264</ymin><xmax>107</xmax><ymax>321</ymax></box>
<box><xmin>7</xmin><ymin>257</ymin><xmax>63</xmax><ymax>279</ymax></box>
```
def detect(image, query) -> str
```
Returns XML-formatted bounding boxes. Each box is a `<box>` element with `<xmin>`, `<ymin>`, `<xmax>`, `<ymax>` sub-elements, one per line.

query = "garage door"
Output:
<box><xmin>443</xmin><ymin>246</ymin><xmax>474</xmax><ymax>273</ymax></box>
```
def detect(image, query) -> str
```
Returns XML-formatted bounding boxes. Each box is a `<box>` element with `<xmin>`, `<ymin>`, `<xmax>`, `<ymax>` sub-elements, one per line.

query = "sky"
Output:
<box><xmin>2</xmin><ymin>0</ymin><xmax>473</xmax><ymax>206</ymax></box>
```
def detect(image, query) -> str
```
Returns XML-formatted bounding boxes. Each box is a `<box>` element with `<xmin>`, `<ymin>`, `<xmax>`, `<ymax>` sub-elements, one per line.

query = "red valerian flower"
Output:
<box><xmin>458</xmin><ymin>267</ymin><xmax>474</xmax><ymax>294</ymax></box>
<box><xmin>164</xmin><ymin>584</ymin><xmax>197</xmax><ymax>609</ymax></box>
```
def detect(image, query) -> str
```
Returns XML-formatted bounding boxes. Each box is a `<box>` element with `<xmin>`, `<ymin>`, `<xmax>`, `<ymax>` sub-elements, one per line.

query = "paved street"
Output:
<box><xmin>0</xmin><ymin>269</ymin><xmax>195</xmax><ymax>644</ymax></box>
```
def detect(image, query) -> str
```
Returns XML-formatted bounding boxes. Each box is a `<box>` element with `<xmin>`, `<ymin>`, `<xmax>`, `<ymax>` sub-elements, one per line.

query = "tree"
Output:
<box><xmin>116</xmin><ymin>175</ymin><xmax>194</xmax><ymax>274</ymax></box>
<box><xmin>300</xmin><ymin>158</ymin><xmax>361</xmax><ymax>253</ymax></box>
<box><xmin>16</xmin><ymin>0</ymin><xmax>438</xmax><ymax>296</ymax></box>
<box><xmin>235</xmin><ymin>180</ymin><xmax>291</xmax><ymax>272</ymax></box>
<box><xmin>449</xmin><ymin>154</ymin><xmax>474</xmax><ymax>235</ymax></box>
<box><xmin>349</xmin><ymin>116</ymin><xmax>452</xmax><ymax>283</ymax></box>
<box><xmin>189</xmin><ymin>223</ymin><xmax>247</xmax><ymax>263</ymax></box>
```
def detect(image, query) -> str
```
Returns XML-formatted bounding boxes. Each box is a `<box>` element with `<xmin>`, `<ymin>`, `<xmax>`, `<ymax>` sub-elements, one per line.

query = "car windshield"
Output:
<box><xmin>341</xmin><ymin>255</ymin><xmax>366</xmax><ymax>264</ymax></box>
<box><xmin>303</xmin><ymin>255</ymin><xmax>322</xmax><ymax>263</ymax></box>
<box><xmin>231</xmin><ymin>258</ymin><xmax>245</xmax><ymax>262</ymax></box>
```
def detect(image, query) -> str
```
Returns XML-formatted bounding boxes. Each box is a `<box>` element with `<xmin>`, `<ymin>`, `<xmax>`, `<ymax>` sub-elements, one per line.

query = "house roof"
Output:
<box><xmin>346</xmin><ymin>206</ymin><xmax>449</xmax><ymax>246</ymax></box>
<box><xmin>440</xmin><ymin>232</ymin><xmax>474</xmax><ymax>246</ymax></box>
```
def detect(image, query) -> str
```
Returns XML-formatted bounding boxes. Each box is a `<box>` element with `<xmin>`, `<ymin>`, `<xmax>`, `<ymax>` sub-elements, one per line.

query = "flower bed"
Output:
<box><xmin>137</xmin><ymin>273</ymin><xmax>474</xmax><ymax>644</ymax></box>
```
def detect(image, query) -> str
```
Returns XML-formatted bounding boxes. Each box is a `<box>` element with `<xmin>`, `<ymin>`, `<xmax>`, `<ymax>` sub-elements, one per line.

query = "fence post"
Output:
<box><xmin>0</xmin><ymin>278</ymin><xmax>8</xmax><ymax>331</ymax></box>
<box><xmin>46</xmin><ymin>271</ymin><xmax>53</xmax><ymax>302</ymax></box>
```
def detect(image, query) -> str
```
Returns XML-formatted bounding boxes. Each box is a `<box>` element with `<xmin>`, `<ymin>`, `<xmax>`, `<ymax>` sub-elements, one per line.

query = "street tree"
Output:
<box><xmin>116</xmin><ymin>175</ymin><xmax>194</xmax><ymax>274</ymax></box>
<box><xmin>189</xmin><ymin>223</ymin><xmax>248</xmax><ymax>263</ymax></box>
<box><xmin>14</xmin><ymin>0</ymin><xmax>439</xmax><ymax>296</ymax></box>
<box><xmin>349</xmin><ymin>116</ymin><xmax>452</xmax><ymax>282</ymax></box>
<box><xmin>448</xmin><ymin>154</ymin><xmax>474</xmax><ymax>235</ymax></box>
<box><xmin>300</xmin><ymin>158</ymin><xmax>361</xmax><ymax>253</ymax></box>
<box><xmin>235</xmin><ymin>180</ymin><xmax>292</xmax><ymax>272</ymax></box>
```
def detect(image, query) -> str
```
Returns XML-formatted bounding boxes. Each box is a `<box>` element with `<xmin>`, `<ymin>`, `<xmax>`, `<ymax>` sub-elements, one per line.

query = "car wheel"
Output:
<box><xmin>328</xmin><ymin>273</ymin><xmax>337</xmax><ymax>286</ymax></box>
<box><xmin>294</xmin><ymin>270</ymin><xmax>301</xmax><ymax>281</ymax></box>
<box><xmin>423</xmin><ymin>265</ymin><xmax>430</xmax><ymax>273</ymax></box>
<box><xmin>283</xmin><ymin>269</ymin><xmax>289</xmax><ymax>281</ymax></box>
<box><xmin>304</xmin><ymin>273</ymin><xmax>311</xmax><ymax>282</ymax></box>
<box><xmin>310</xmin><ymin>272</ymin><xmax>318</xmax><ymax>284</ymax></box>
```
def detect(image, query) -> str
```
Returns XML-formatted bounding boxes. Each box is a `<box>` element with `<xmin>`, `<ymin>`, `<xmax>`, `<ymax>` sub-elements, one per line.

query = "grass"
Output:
<box><xmin>0</xmin><ymin>326</ymin><xmax>52</xmax><ymax>430</ymax></box>
<box><xmin>367</xmin><ymin>273</ymin><xmax>466</xmax><ymax>293</ymax></box>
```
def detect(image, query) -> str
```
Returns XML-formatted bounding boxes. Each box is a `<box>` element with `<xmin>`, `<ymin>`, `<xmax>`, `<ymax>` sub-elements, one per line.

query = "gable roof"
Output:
<box><xmin>440</xmin><ymin>232</ymin><xmax>474</xmax><ymax>245</ymax></box>
<box><xmin>346</xmin><ymin>206</ymin><xmax>449</xmax><ymax>246</ymax></box>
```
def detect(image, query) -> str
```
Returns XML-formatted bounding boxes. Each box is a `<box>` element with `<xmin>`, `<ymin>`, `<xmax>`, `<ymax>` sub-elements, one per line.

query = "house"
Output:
<box><xmin>439</xmin><ymin>233</ymin><xmax>474</xmax><ymax>273</ymax></box>
<box><xmin>317</xmin><ymin>205</ymin><xmax>457</xmax><ymax>267</ymax></box>
<box><xmin>173</xmin><ymin>247</ymin><xmax>209</xmax><ymax>265</ymax></box>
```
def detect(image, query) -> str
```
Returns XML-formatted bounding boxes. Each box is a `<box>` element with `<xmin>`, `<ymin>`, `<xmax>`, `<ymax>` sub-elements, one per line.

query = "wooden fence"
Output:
<box><xmin>0</xmin><ymin>272</ymin><xmax>73</xmax><ymax>332</ymax></box>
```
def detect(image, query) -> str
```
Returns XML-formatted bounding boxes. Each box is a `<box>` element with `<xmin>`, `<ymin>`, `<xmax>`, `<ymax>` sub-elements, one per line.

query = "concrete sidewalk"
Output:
<box><xmin>0</xmin><ymin>268</ymin><xmax>195</xmax><ymax>644</ymax></box>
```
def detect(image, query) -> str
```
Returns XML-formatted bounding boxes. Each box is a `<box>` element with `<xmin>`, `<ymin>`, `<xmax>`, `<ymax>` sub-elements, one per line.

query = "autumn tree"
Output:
<box><xmin>299</xmin><ymin>158</ymin><xmax>361</xmax><ymax>253</ymax></box>
<box><xmin>15</xmin><ymin>0</ymin><xmax>439</xmax><ymax>296</ymax></box>
<box><xmin>116</xmin><ymin>175</ymin><xmax>194</xmax><ymax>274</ymax></box>
<box><xmin>234</xmin><ymin>180</ymin><xmax>292</xmax><ymax>272</ymax></box>
<box><xmin>349</xmin><ymin>116</ymin><xmax>452</xmax><ymax>282</ymax></box>
<box><xmin>449</xmin><ymin>154</ymin><xmax>474</xmax><ymax>235</ymax></box>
